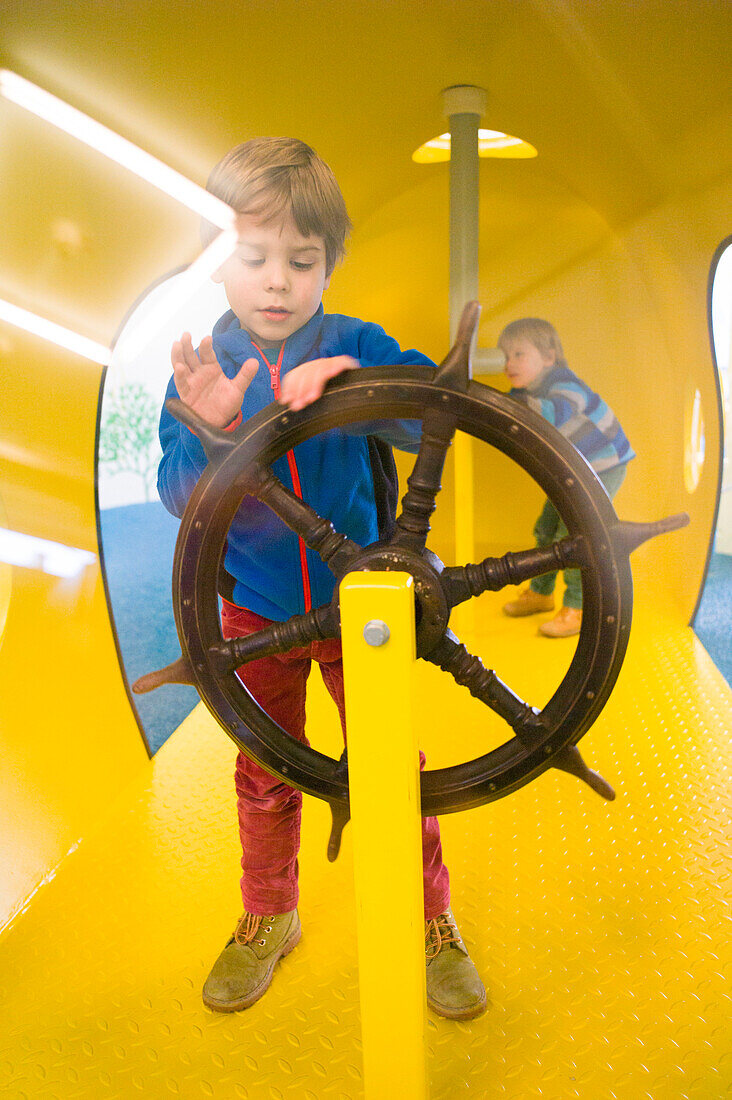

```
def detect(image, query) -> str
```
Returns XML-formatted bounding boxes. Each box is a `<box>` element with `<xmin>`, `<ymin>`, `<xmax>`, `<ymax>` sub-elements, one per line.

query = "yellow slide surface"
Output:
<box><xmin>1</xmin><ymin>590</ymin><xmax>730</xmax><ymax>1098</ymax></box>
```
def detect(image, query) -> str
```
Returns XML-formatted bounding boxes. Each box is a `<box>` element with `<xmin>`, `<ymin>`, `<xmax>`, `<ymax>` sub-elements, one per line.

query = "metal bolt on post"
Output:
<box><xmin>363</xmin><ymin>619</ymin><xmax>391</xmax><ymax>647</ymax></box>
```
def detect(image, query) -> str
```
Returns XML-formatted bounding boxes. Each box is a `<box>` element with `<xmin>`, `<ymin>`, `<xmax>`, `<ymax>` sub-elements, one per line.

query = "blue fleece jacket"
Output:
<box><xmin>157</xmin><ymin>304</ymin><xmax>433</xmax><ymax>620</ymax></box>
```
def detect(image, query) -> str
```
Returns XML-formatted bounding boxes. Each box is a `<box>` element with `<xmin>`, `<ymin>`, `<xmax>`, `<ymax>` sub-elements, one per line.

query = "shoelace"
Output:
<box><xmin>233</xmin><ymin>912</ymin><xmax>276</xmax><ymax>946</ymax></box>
<box><xmin>425</xmin><ymin>912</ymin><xmax>460</xmax><ymax>960</ymax></box>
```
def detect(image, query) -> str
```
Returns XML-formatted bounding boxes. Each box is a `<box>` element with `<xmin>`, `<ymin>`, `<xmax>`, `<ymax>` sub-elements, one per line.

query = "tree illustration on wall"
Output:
<box><xmin>99</xmin><ymin>382</ymin><xmax>160</xmax><ymax>501</ymax></box>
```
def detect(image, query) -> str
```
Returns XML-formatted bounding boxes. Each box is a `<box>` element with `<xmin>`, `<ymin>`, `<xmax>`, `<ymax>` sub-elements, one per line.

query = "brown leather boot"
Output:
<box><xmin>503</xmin><ymin>587</ymin><xmax>555</xmax><ymax>617</ymax></box>
<box><xmin>425</xmin><ymin>910</ymin><xmax>487</xmax><ymax>1020</ymax></box>
<box><xmin>539</xmin><ymin>606</ymin><xmax>582</xmax><ymax>638</ymax></box>
<box><xmin>202</xmin><ymin>910</ymin><xmax>301</xmax><ymax>1012</ymax></box>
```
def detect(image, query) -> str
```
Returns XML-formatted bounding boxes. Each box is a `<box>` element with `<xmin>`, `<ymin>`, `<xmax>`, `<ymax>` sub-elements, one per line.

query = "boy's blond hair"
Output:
<box><xmin>202</xmin><ymin>136</ymin><xmax>352</xmax><ymax>276</ymax></box>
<box><xmin>498</xmin><ymin>317</ymin><xmax>568</xmax><ymax>370</ymax></box>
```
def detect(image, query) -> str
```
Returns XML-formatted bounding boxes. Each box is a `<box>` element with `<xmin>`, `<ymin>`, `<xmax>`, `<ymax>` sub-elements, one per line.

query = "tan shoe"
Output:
<box><xmin>202</xmin><ymin>910</ymin><xmax>301</xmax><ymax>1012</ymax></box>
<box><xmin>425</xmin><ymin>910</ymin><xmax>487</xmax><ymax>1020</ymax></box>
<box><xmin>539</xmin><ymin>606</ymin><xmax>582</xmax><ymax>638</ymax></box>
<box><xmin>503</xmin><ymin>587</ymin><xmax>555</xmax><ymax>617</ymax></box>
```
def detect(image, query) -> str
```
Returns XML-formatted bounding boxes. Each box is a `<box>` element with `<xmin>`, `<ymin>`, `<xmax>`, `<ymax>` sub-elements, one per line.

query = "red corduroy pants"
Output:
<box><xmin>221</xmin><ymin>599</ymin><xmax>450</xmax><ymax>919</ymax></box>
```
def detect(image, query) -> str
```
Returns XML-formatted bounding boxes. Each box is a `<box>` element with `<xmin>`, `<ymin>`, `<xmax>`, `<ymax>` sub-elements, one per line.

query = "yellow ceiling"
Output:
<box><xmin>1</xmin><ymin>0</ymin><xmax>730</xmax><ymax>342</ymax></box>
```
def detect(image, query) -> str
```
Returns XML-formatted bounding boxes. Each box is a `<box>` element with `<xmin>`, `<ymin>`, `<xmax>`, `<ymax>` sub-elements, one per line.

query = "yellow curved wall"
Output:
<box><xmin>329</xmin><ymin>153</ymin><xmax>728</xmax><ymax>622</ymax></box>
<box><xmin>0</xmin><ymin>332</ymin><xmax>148</xmax><ymax>931</ymax></box>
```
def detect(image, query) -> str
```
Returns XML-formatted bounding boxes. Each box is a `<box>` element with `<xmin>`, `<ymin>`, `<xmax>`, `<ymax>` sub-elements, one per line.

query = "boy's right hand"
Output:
<box><xmin>172</xmin><ymin>332</ymin><xmax>258</xmax><ymax>429</ymax></box>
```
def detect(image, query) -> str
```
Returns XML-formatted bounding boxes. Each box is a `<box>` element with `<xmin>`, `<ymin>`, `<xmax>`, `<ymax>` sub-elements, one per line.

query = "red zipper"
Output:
<box><xmin>252</xmin><ymin>340</ymin><xmax>312</xmax><ymax>613</ymax></box>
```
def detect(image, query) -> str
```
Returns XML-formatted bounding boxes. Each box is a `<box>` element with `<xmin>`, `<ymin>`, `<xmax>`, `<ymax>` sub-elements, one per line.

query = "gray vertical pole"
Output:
<box><xmin>440</xmin><ymin>86</ymin><xmax>486</xmax><ymax>577</ymax></box>
<box><xmin>442</xmin><ymin>85</ymin><xmax>486</xmax><ymax>347</ymax></box>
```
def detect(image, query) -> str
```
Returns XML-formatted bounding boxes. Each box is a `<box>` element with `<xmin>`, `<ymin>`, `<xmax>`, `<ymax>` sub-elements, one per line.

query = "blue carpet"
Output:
<box><xmin>693</xmin><ymin>551</ymin><xmax>732</xmax><ymax>690</ymax></box>
<box><xmin>100</xmin><ymin>502</ymin><xmax>200</xmax><ymax>754</ymax></box>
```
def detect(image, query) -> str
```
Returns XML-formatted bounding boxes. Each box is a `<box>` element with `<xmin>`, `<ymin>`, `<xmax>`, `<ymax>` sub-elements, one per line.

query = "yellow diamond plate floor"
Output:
<box><xmin>1</xmin><ymin>600</ymin><xmax>731</xmax><ymax>1099</ymax></box>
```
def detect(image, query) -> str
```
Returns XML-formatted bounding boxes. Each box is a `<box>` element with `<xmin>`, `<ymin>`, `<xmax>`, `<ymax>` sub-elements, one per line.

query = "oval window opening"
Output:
<box><xmin>98</xmin><ymin>269</ymin><xmax>229</xmax><ymax>754</ymax></box>
<box><xmin>692</xmin><ymin>237</ymin><xmax>731</xmax><ymax>689</ymax></box>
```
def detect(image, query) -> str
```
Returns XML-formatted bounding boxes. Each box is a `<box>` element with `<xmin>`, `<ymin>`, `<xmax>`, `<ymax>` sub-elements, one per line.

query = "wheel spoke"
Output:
<box><xmin>327</xmin><ymin>748</ymin><xmax>350</xmax><ymax>861</ymax></box>
<box><xmin>442</xmin><ymin>536</ymin><xmax>589</xmax><ymax>608</ymax></box>
<box><xmin>247</xmin><ymin>462</ymin><xmax>362</xmax><ymax>575</ymax></box>
<box><xmin>427</xmin><ymin>630</ymin><xmax>545</xmax><ymax>741</ymax></box>
<box><xmin>551</xmin><ymin>745</ymin><xmax>615</xmax><ymax>801</ymax></box>
<box><xmin>392</xmin><ymin>409</ymin><xmax>456</xmax><ymax>550</ymax></box>
<box><xmin>208</xmin><ymin>604</ymin><xmax>338</xmax><ymax>674</ymax></box>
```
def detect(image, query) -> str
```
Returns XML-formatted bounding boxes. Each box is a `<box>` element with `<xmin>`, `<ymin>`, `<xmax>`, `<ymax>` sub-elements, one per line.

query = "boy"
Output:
<box><xmin>499</xmin><ymin>317</ymin><xmax>634</xmax><ymax>637</ymax></box>
<box><xmin>157</xmin><ymin>137</ymin><xmax>486</xmax><ymax>1020</ymax></box>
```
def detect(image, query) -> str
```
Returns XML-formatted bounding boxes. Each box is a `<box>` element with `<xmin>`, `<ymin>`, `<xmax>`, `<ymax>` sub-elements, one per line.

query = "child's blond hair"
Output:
<box><xmin>202</xmin><ymin>137</ymin><xmax>352</xmax><ymax>276</ymax></box>
<box><xmin>498</xmin><ymin>317</ymin><xmax>568</xmax><ymax>370</ymax></box>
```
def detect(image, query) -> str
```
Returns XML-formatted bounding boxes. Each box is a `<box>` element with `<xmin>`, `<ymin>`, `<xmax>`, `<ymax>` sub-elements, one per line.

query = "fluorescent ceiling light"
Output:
<box><xmin>0</xmin><ymin>298</ymin><xmax>111</xmax><ymax>364</ymax></box>
<box><xmin>413</xmin><ymin>128</ymin><xmax>537</xmax><ymax>163</ymax></box>
<box><xmin>0</xmin><ymin>70</ymin><xmax>234</xmax><ymax>230</ymax></box>
<box><xmin>0</xmin><ymin>527</ymin><xmax>96</xmax><ymax>578</ymax></box>
<box><xmin>0</xmin><ymin>70</ymin><xmax>240</xmax><ymax>360</ymax></box>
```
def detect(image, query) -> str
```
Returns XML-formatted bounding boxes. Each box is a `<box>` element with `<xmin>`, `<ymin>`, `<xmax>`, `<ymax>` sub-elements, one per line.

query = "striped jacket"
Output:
<box><xmin>509</xmin><ymin>365</ymin><xmax>634</xmax><ymax>473</ymax></box>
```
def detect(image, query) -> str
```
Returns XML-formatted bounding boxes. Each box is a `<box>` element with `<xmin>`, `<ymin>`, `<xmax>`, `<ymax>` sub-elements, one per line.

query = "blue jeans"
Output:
<box><xmin>529</xmin><ymin>464</ymin><xmax>628</xmax><ymax>610</ymax></box>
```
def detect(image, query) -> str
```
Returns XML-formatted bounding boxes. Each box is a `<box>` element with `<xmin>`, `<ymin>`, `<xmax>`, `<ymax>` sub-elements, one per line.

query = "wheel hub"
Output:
<box><xmin>345</xmin><ymin>544</ymin><xmax>449</xmax><ymax>657</ymax></box>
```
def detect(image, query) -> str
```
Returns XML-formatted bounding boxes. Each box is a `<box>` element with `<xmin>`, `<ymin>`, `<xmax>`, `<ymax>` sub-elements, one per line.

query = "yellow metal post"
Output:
<box><xmin>340</xmin><ymin>572</ymin><xmax>428</xmax><ymax>1100</ymax></box>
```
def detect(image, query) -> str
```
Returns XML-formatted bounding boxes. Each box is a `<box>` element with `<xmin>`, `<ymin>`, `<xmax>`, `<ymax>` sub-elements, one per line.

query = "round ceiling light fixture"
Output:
<box><xmin>412</xmin><ymin>128</ymin><xmax>537</xmax><ymax>164</ymax></box>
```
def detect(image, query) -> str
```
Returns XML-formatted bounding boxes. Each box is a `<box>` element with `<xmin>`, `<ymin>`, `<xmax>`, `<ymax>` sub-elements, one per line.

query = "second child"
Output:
<box><xmin>499</xmin><ymin>317</ymin><xmax>634</xmax><ymax>637</ymax></box>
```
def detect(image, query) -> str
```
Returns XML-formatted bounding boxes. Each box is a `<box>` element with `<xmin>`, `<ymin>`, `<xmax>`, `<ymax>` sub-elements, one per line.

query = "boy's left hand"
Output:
<box><xmin>278</xmin><ymin>356</ymin><xmax>358</xmax><ymax>411</ymax></box>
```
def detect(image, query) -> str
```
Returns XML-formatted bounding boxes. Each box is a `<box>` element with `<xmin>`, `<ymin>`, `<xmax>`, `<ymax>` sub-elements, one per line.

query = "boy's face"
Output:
<box><xmin>214</xmin><ymin>213</ymin><xmax>331</xmax><ymax>346</ymax></box>
<box><xmin>501</xmin><ymin>337</ymin><xmax>554</xmax><ymax>388</ymax></box>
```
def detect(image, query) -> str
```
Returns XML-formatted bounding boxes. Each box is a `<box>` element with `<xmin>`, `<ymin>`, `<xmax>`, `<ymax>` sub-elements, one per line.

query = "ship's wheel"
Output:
<box><xmin>134</xmin><ymin>302</ymin><xmax>688</xmax><ymax>857</ymax></box>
